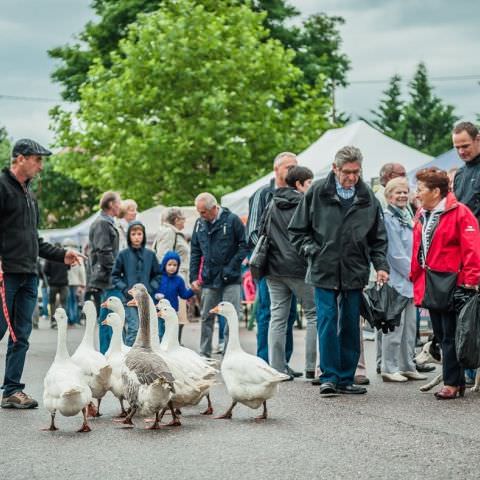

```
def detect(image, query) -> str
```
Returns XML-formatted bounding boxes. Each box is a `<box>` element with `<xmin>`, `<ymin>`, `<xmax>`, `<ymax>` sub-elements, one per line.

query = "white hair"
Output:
<box><xmin>273</xmin><ymin>152</ymin><xmax>297</xmax><ymax>168</ymax></box>
<box><xmin>195</xmin><ymin>192</ymin><xmax>217</xmax><ymax>209</ymax></box>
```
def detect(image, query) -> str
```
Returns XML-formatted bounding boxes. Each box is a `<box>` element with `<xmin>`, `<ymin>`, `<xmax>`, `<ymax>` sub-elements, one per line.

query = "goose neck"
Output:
<box><xmin>224</xmin><ymin>315</ymin><xmax>241</xmax><ymax>352</ymax></box>
<box><xmin>161</xmin><ymin>315</ymin><xmax>179</xmax><ymax>351</ymax></box>
<box><xmin>134</xmin><ymin>295</ymin><xmax>151</xmax><ymax>348</ymax></box>
<box><xmin>55</xmin><ymin>324</ymin><xmax>70</xmax><ymax>361</ymax></box>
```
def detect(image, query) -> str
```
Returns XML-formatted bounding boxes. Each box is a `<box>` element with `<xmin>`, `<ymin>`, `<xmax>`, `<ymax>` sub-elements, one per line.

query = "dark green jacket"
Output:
<box><xmin>288</xmin><ymin>171</ymin><xmax>389</xmax><ymax>290</ymax></box>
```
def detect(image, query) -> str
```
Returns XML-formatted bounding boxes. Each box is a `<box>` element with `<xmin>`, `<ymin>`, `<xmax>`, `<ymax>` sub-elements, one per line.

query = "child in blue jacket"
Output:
<box><xmin>156</xmin><ymin>250</ymin><xmax>194</xmax><ymax>340</ymax></box>
<box><xmin>111</xmin><ymin>221</ymin><xmax>161</xmax><ymax>346</ymax></box>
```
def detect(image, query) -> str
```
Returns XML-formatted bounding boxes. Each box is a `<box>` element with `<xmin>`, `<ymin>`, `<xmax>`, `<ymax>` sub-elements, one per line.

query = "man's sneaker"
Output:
<box><xmin>1</xmin><ymin>391</ymin><xmax>39</xmax><ymax>409</ymax></box>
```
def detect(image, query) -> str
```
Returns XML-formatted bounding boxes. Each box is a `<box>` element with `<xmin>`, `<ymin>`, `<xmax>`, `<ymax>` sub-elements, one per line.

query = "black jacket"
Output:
<box><xmin>453</xmin><ymin>155</ymin><xmax>480</xmax><ymax>220</ymax></box>
<box><xmin>0</xmin><ymin>168</ymin><xmax>65</xmax><ymax>274</ymax></box>
<box><xmin>246</xmin><ymin>179</ymin><xmax>275</xmax><ymax>248</ymax></box>
<box><xmin>190</xmin><ymin>207</ymin><xmax>248</xmax><ymax>288</ymax></box>
<box><xmin>44</xmin><ymin>260</ymin><xmax>69</xmax><ymax>287</ymax></box>
<box><xmin>87</xmin><ymin>212</ymin><xmax>119</xmax><ymax>290</ymax></box>
<box><xmin>288</xmin><ymin>171</ymin><xmax>389</xmax><ymax>290</ymax></box>
<box><xmin>262</xmin><ymin>187</ymin><xmax>307</xmax><ymax>278</ymax></box>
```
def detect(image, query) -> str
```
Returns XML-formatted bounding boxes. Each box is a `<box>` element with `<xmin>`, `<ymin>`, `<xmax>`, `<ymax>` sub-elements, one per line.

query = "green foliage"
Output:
<box><xmin>51</xmin><ymin>0</ymin><xmax>331</xmax><ymax>208</ymax></box>
<box><xmin>33</xmin><ymin>160</ymin><xmax>100</xmax><ymax>229</ymax></box>
<box><xmin>0</xmin><ymin>126</ymin><xmax>11</xmax><ymax>168</ymax></box>
<box><xmin>370</xmin><ymin>63</ymin><xmax>458</xmax><ymax>156</ymax></box>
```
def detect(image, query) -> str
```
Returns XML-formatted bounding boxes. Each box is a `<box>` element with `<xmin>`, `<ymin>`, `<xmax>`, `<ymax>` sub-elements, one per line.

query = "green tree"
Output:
<box><xmin>51</xmin><ymin>0</ymin><xmax>331</xmax><ymax>208</ymax></box>
<box><xmin>370</xmin><ymin>74</ymin><xmax>404</xmax><ymax>140</ymax></box>
<box><xmin>0</xmin><ymin>126</ymin><xmax>11</xmax><ymax>167</ymax></box>
<box><xmin>402</xmin><ymin>63</ymin><xmax>458</xmax><ymax>156</ymax></box>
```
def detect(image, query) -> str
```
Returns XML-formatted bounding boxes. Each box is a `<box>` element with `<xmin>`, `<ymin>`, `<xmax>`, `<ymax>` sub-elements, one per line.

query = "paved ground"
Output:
<box><xmin>1</xmin><ymin>317</ymin><xmax>480</xmax><ymax>480</ymax></box>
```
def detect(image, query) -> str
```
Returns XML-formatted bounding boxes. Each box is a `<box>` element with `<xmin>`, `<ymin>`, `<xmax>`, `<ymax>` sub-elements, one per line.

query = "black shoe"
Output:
<box><xmin>337</xmin><ymin>384</ymin><xmax>367</xmax><ymax>395</ymax></box>
<box><xmin>311</xmin><ymin>377</ymin><xmax>321</xmax><ymax>386</ymax></box>
<box><xmin>354</xmin><ymin>375</ymin><xmax>370</xmax><ymax>385</ymax></box>
<box><xmin>281</xmin><ymin>374</ymin><xmax>295</xmax><ymax>382</ymax></box>
<box><xmin>319</xmin><ymin>382</ymin><xmax>338</xmax><ymax>396</ymax></box>
<box><xmin>286</xmin><ymin>366</ymin><xmax>302</xmax><ymax>378</ymax></box>
<box><xmin>305</xmin><ymin>371</ymin><xmax>315</xmax><ymax>379</ymax></box>
<box><xmin>416</xmin><ymin>364</ymin><xmax>435</xmax><ymax>373</ymax></box>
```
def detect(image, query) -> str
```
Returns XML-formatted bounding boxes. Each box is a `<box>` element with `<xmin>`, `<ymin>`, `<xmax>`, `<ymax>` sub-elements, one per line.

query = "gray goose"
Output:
<box><xmin>120</xmin><ymin>283</ymin><xmax>177</xmax><ymax>429</ymax></box>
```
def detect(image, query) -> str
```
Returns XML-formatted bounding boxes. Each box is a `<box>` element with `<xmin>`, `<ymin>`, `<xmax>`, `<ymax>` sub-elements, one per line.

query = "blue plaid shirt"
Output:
<box><xmin>335</xmin><ymin>177</ymin><xmax>356</xmax><ymax>199</ymax></box>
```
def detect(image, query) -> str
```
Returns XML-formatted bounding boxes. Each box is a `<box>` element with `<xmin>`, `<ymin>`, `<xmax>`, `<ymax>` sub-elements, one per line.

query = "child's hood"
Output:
<box><xmin>127</xmin><ymin>220</ymin><xmax>147</xmax><ymax>248</ymax></box>
<box><xmin>161</xmin><ymin>250</ymin><xmax>181</xmax><ymax>274</ymax></box>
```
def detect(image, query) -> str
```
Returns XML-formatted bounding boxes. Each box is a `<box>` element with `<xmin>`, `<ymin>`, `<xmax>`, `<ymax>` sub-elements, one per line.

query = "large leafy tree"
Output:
<box><xmin>370</xmin><ymin>63</ymin><xmax>458</xmax><ymax>156</ymax></box>
<box><xmin>0</xmin><ymin>126</ymin><xmax>11</xmax><ymax>167</ymax></box>
<box><xmin>49</xmin><ymin>0</ymin><xmax>349</xmax><ymax>102</ymax></box>
<box><xmin>51</xmin><ymin>0</ymin><xmax>331</xmax><ymax>208</ymax></box>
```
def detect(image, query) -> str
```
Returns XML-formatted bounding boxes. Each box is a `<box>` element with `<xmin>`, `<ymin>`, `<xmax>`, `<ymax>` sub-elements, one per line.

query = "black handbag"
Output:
<box><xmin>249</xmin><ymin>202</ymin><xmax>274</xmax><ymax>281</ymax></box>
<box><xmin>422</xmin><ymin>267</ymin><xmax>458</xmax><ymax>311</ymax></box>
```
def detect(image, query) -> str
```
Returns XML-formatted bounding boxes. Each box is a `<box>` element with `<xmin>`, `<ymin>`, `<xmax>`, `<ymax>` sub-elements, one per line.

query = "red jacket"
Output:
<box><xmin>410</xmin><ymin>192</ymin><xmax>480</xmax><ymax>306</ymax></box>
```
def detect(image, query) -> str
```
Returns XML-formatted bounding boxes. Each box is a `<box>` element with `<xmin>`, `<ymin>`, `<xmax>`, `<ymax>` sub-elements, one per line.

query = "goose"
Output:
<box><xmin>158</xmin><ymin>299</ymin><xmax>218</xmax><ymax>414</ymax></box>
<box><xmin>210</xmin><ymin>302</ymin><xmax>289</xmax><ymax>421</ymax></box>
<box><xmin>43</xmin><ymin>308</ymin><xmax>92</xmax><ymax>432</ymax></box>
<box><xmin>101</xmin><ymin>296</ymin><xmax>131</xmax><ymax>354</ymax></box>
<box><xmin>101</xmin><ymin>312</ymin><xmax>129</xmax><ymax>417</ymax></box>
<box><xmin>71</xmin><ymin>301</ymin><xmax>112</xmax><ymax>417</ymax></box>
<box><xmin>121</xmin><ymin>283</ymin><xmax>177</xmax><ymax>429</ymax></box>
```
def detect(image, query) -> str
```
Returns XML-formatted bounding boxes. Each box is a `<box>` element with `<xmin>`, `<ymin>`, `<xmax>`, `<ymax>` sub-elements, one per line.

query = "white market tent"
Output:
<box><xmin>221</xmin><ymin>120</ymin><xmax>433</xmax><ymax>216</ymax></box>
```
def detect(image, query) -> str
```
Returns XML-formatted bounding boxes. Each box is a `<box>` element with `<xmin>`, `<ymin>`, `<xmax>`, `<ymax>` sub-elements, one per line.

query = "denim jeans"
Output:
<box><xmin>0</xmin><ymin>273</ymin><xmax>38</xmax><ymax>397</ymax></box>
<box><xmin>315</xmin><ymin>288</ymin><xmax>362</xmax><ymax>386</ymax></box>
<box><xmin>67</xmin><ymin>286</ymin><xmax>80</xmax><ymax>324</ymax></box>
<box><xmin>255</xmin><ymin>277</ymin><xmax>296</xmax><ymax>363</ymax></box>
<box><xmin>124</xmin><ymin>305</ymin><xmax>139</xmax><ymax>347</ymax></box>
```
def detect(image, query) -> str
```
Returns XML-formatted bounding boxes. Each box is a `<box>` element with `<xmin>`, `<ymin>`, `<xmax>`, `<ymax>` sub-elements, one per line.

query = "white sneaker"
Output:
<box><xmin>399</xmin><ymin>371</ymin><xmax>427</xmax><ymax>380</ymax></box>
<box><xmin>381</xmin><ymin>372</ymin><xmax>408</xmax><ymax>382</ymax></box>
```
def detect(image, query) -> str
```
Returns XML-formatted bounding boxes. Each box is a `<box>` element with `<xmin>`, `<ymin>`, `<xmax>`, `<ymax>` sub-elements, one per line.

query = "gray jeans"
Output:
<box><xmin>379</xmin><ymin>299</ymin><xmax>416</xmax><ymax>373</ymax></box>
<box><xmin>266</xmin><ymin>276</ymin><xmax>317</xmax><ymax>373</ymax></box>
<box><xmin>200</xmin><ymin>284</ymin><xmax>241</xmax><ymax>357</ymax></box>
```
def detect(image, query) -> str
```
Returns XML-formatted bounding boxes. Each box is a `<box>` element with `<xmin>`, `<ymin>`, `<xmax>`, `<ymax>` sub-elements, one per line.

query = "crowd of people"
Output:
<box><xmin>1</xmin><ymin>121</ymin><xmax>480</xmax><ymax>408</ymax></box>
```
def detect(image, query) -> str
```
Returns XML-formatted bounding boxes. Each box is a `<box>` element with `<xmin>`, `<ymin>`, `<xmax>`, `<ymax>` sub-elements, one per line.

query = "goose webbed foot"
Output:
<box><xmin>120</xmin><ymin>407</ymin><xmax>137</xmax><ymax>428</ymax></box>
<box><xmin>145</xmin><ymin>411</ymin><xmax>163</xmax><ymax>430</ymax></box>
<box><xmin>165</xmin><ymin>401</ymin><xmax>181</xmax><ymax>427</ymax></box>
<box><xmin>42</xmin><ymin>412</ymin><xmax>58</xmax><ymax>431</ymax></box>
<box><xmin>254</xmin><ymin>401</ymin><xmax>268</xmax><ymax>422</ymax></box>
<box><xmin>87</xmin><ymin>401</ymin><xmax>98</xmax><ymax>418</ymax></box>
<box><xmin>94</xmin><ymin>399</ymin><xmax>103</xmax><ymax>417</ymax></box>
<box><xmin>77</xmin><ymin>407</ymin><xmax>92</xmax><ymax>432</ymax></box>
<box><xmin>115</xmin><ymin>399</ymin><xmax>128</xmax><ymax>418</ymax></box>
<box><xmin>201</xmin><ymin>394</ymin><xmax>213</xmax><ymax>415</ymax></box>
<box><xmin>214</xmin><ymin>401</ymin><xmax>237</xmax><ymax>420</ymax></box>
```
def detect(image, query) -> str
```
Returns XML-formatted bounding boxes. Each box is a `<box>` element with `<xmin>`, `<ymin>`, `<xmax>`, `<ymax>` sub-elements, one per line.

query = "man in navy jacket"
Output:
<box><xmin>190</xmin><ymin>193</ymin><xmax>248</xmax><ymax>357</ymax></box>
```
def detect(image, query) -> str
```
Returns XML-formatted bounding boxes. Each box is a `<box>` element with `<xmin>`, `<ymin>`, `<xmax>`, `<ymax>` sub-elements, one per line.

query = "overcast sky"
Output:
<box><xmin>1</xmin><ymin>0</ymin><xmax>479</xmax><ymax>148</ymax></box>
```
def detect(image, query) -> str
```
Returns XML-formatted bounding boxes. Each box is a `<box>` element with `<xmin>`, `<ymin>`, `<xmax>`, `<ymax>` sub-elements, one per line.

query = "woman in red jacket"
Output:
<box><xmin>410</xmin><ymin>168</ymin><xmax>480</xmax><ymax>399</ymax></box>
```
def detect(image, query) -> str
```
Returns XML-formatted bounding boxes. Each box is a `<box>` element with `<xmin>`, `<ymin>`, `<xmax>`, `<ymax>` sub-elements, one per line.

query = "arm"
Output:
<box><xmin>149</xmin><ymin>252</ymin><xmax>162</xmax><ymax>293</ymax></box>
<box><xmin>384</xmin><ymin>214</ymin><xmax>411</xmax><ymax>279</ymax></box>
<box><xmin>246</xmin><ymin>188</ymin><xmax>266</xmax><ymax>247</ymax></box>
<box><xmin>287</xmin><ymin>188</ymin><xmax>318</xmax><ymax>257</ymax></box>
<box><xmin>38</xmin><ymin>237</ymin><xmax>66</xmax><ymax>263</ymax></box>
<box><xmin>367</xmin><ymin>202</ymin><xmax>390</xmax><ymax>274</ymax></box>
<box><xmin>92</xmin><ymin>220</ymin><xmax>116</xmax><ymax>282</ymax></box>
<box><xmin>110</xmin><ymin>253</ymin><xmax>127</xmax><ymax>293</ymax></box>
<box><xmin>177</xmin><ymin>277</ymin><xmax>194</xmax><ymax>300</ymax></box>
<box><xmin>224</xmin><ymin>216</ymin><xmax>249</xmax><ymax>276</ymax></box>
<box><xmin>458</xmin><ymin>206</ymin><xmax>480</xmax><ymax>286</ymax></box>
<box><xmin>189</xmin><ymin>220</ymin><xmax>202</xmax><ymax>284</ymax></box>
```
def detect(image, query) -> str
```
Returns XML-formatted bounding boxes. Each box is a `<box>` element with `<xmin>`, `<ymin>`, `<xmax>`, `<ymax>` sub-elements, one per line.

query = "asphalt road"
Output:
<box><xmin>1</xmin><ymin>317</ymin><xmax>480</xmax><ymax>480</ymax></box>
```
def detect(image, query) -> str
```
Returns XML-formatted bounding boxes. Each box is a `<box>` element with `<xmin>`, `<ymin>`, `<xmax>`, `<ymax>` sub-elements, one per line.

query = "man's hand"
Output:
<box><xmin>64</xmin><ymin>249</ymin><xmax>86</xmax><ymax>266</ymax></box>
<box><xmin>464</xmin><ymin>284</ymin><xmax>479</xmax><ymax>291</ymax></box>
<box><xmin>376</xmin><ymin>270</ymin><xmax>389</xmax><ymax>284</ymax></box>
<box><xmin>191</xmin><ymin>280</ymin><xmax>201</xmax><ymax>292</ymax></box>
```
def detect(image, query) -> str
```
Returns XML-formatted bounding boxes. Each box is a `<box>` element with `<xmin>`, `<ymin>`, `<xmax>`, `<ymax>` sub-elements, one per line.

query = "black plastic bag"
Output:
<box><xmin>360</xmin><ymin>284</ymin><xmax>409</xmax><ymax>334</ymax></box>
<box><xmin>456</xmin><ymin>293</ymin><xmax>480</xmax><ymax>369</ymax></box>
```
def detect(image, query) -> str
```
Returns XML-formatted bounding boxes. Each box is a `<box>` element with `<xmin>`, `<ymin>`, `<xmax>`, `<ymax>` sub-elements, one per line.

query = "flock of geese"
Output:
<box><xmin>43</xmin><ymin>283</ymin><xmax>289</xmax><ymax>432</ymax></box>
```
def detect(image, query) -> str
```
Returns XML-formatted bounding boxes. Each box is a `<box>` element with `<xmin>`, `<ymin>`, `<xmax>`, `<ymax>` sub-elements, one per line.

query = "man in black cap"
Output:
<box><xmin>0</xmin><ymin>138</ymin><xmax>84</xmax><ymax>409</ymax></box>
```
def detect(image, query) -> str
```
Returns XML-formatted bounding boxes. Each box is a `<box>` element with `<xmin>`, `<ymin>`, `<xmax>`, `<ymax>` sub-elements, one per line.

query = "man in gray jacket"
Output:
<box><xmin>87</xmin><ymin>191</ymin><xmax>121</xmax><ymax>353</ymax></box>
<box><xmin>288</xmin><ymin>146</ymin><xmax>389</xmax><ymax>396</ymax></box>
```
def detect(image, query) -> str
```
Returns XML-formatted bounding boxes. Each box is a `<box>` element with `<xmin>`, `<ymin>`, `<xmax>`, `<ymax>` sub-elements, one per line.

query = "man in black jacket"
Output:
<box><xmin>289</xmin><ymin>146</ymin><xmax>389</xmax><ymax>396</ymax></box>
<box><xmin>190</xmin><ymin>192</ymin><xmax>248</xmax><ymax>357</ymax></box>
<box><xmin>453</xmin><ymin>121</ymin><xmax>480</xmax><ymax>219</ymax></box>
<box><xmin>262</xmin><ymin>166</ymin><xmax>317</xmax><ymax>380</ymax></box>
<box><xmin>0</xmin><ymin>139</ymin><xmax>83</xmax><ymax>409</ymax></box>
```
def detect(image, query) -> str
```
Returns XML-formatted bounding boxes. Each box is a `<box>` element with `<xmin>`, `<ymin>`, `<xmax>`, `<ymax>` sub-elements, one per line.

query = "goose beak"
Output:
<box><xmin>209</xmin><ymin>306</ymin><xmax>220</xmax><ymax>314</ymax></box>
<box><xmin>127</xmin><ymin>288</ymin><xmax>134</xmax><ymax>296</ymax></box>
<box><xmin>100</xmin><ymin>301</ymin><xmax>108</xmax><ymax>308</ymax></box>
<box><xmin>101</xmin><ymin>319</ymin><xmax>108</xmax><ymax>326</ymax></box>
<box><xmin>126</xmin><ymin>298</ymin><xmax>137</xmax><ymax>307</ymax></box>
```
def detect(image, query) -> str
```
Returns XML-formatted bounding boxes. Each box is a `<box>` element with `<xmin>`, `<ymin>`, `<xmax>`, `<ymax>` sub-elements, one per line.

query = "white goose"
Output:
<box><xmin>121</xmin><ymin>284</ymin><xmax>176</xmax><ymax>429</ymax></box>
<box><xmin>158</xmin><ymin>299</ymin><xmax>218</xmax><ymax>414</ymax></box>
<box><xmin>43</xmin><ymin>308</ymin><xmax>92</xmax><ymax>432</ymax></box>
<box><xmin>101</xmin><ymin>296</ymin><xmax>131</xmax><ymax>354</ymax></box>
<box><xmin>102</xmin><ymin>312</ymin><xmax>129</xmax><ymax>417</ymax></box>
<box><xmin>71</xmin><ymin>301</ymin><xmax>112</xmax><ymax>416</ymax></box>
<box><xmin>211</xmin><ymin>302</ymin><xmax>289</xmax><ymax>420</ymax></box>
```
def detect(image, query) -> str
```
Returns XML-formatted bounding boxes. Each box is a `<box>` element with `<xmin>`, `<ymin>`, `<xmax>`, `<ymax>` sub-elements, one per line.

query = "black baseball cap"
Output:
<box><xmin>12</xmin><ymin>138</ymin><xmax>52</xmax><ymax>157</ymax></box>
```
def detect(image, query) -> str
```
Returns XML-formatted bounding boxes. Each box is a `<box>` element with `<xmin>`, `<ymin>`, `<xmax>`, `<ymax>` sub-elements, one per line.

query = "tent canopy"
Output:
<box><xmin>221</xmin><ymin>120</ymin><xmax>433</xmax><ymax>216</ymax></box>
<box><xmin>407</xmin><ymin>148</ymin><xmax>462</xmax><ymax>183</ymax></box>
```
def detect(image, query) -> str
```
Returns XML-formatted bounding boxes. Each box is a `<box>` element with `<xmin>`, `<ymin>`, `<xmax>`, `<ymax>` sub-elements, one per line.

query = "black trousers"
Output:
<box><xmin>429</xmin><ymin>309</ymin><xmax>465</xmax><ymax>387</ymax></box>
